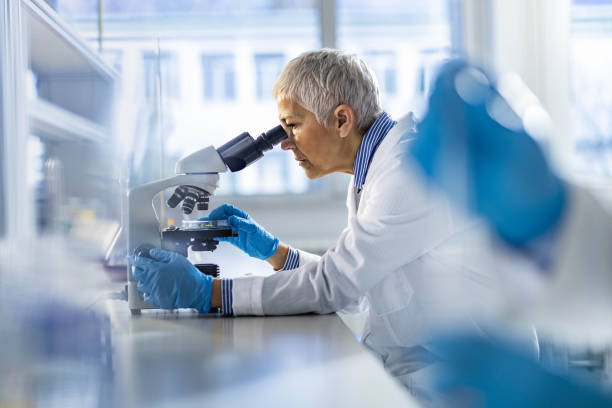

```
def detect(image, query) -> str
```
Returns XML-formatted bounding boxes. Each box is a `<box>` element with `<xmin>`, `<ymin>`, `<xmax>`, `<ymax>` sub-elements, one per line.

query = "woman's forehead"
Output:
<box><xmin>277</xmin><ymin>99</ymin><xmax>313</xmax><ymax>120</ymax></box>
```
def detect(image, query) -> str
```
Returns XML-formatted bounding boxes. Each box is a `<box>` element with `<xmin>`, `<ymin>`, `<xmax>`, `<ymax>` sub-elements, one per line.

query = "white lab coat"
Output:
<box><xmin>231</xmin><ymin>115</ymin><xmax>498</xmax><ymax>392</ymax></box>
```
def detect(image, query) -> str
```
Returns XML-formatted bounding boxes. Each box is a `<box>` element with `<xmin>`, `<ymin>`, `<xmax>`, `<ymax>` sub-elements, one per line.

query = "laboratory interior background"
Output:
<box><xmin>1</xmin><ymin>0</ymin><xmax>612</xmax><ymax>406</ymax></box>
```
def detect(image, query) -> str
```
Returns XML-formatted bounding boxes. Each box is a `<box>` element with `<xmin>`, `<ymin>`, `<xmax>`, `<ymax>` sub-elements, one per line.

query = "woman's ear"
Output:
<box><xmin>333</xmin><ymin>104</ymin><xmax>356</xmax><ymax>138</ymax></box>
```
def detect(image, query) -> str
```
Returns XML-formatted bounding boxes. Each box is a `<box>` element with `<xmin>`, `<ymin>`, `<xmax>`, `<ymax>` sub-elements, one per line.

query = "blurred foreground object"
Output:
<box><xmin>409</xmin><ymin>59</ymin><xmax>612</xmax><ymax>345</ymax></box>
<box><xmin>0</xmin><ymin>239</ymin><xmax>113</xmax><ymax>406</ymax></box>
<box><xmin>411</xmin><ymin>59</ymin><xmax>566</xmax><ymax>246</ymax></box>
<box><xmin>429</xmin><ymin>335</ymin><xmax>612</xmax><ymax>408</ymax></box>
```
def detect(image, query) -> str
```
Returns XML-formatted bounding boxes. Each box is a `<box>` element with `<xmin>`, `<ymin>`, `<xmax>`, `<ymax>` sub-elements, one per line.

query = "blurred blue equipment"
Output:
<box><xmin>130</xmin><ymin>248</ymin><xmax>213</xmax><ymax>314</ymax></box>
<box><xmin>206</xmin><ymin>204</ymin><xmax>279</xmax><ymax>260</ymax></box>
<box><xmin>410</xmin><ymin>60</ymin><xmax>566</xmax><ymax>246</ymax></box>
<box><xmin>430</xmin><ymin>335</ymin><xmax>612</xmax><ymax>407</ymax></box>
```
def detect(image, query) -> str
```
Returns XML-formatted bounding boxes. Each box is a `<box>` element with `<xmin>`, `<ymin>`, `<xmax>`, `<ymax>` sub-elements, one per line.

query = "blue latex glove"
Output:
<box><xmin>410</xmin><ymin>60</ymin><xmax>566</xmax><ymax>246</ymax></box>
<box><xmin>130</xmin><ymin>248</ymin><xmax>212</xmax><ymax>313</ymax></box>
<box><xmin>430</xmin><ymin>335</ymin><xmax>612</xmax><ymax>407</ymax></box>
<box><xmin>205</xmin><ymin>204</ymin><xmax>279</xmax><ymax>260</ymax></box>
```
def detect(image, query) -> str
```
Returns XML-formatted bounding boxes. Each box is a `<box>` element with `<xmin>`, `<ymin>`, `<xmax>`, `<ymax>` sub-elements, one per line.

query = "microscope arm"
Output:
<box><xmin>127</xmin><ymin>173</ymin><xmax>220</xmax><ymax>258</ymax></box>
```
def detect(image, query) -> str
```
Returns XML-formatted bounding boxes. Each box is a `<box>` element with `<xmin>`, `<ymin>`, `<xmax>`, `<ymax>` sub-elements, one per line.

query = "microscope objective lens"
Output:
<box><xmin>167</xmin><ymin>185</ymin><xmax>188</xmax><ymax>208</ymax></box>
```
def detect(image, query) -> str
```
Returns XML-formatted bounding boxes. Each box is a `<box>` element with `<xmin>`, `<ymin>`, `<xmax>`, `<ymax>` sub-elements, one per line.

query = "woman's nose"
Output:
<box><xmin>281</xmin><ymin>136</ymin><xmax>294</xmax><ymax>151</ymax></box>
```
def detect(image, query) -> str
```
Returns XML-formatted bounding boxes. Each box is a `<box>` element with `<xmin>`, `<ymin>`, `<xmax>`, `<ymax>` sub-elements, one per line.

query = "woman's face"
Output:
<box><xmin>277</xmin><ymin>99</ymin><xmax>349</xmax><ymax>179</ymax></box>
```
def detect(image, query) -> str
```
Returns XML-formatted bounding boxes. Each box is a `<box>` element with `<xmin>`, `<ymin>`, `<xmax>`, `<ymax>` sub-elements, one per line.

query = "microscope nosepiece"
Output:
<box><xmin>168</xmin><ymin>185</ymin><xmax>211</xmax><ymax>214</ymax></box>
<box><xmin>167</xmin><ymin>186</ymin><xmax>188</xmax><ymax>208</ymax></box>
<box><xmin>196</xmin><ymin>192</ymin><xmax>210</xmax><ymax>211</ymax></box>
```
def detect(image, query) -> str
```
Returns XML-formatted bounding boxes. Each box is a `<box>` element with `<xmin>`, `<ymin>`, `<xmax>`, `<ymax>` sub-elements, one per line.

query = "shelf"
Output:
<box><xmin>28</xmin><ymin>98</ymin><xmax>107</xmax><ymax>143</ymax></box>
<box><xmin>22</xmin><ymin>0</ymin><xmax>118</xmax><ymax>81</ymax></box>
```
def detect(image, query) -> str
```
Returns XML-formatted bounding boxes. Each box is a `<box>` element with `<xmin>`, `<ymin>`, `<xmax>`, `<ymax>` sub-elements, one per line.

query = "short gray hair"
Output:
<box><xmin>273</xmin><ymin>49</ymin><xmax>383</xmax><ymax>132</ymax></box>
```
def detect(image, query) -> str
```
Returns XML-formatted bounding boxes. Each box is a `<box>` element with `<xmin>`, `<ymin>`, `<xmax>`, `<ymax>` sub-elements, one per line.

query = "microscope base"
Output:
<box><xmin>127</xmin><ymin>280</ymin><xmax>157</xmax><ymax>312</ymax></box>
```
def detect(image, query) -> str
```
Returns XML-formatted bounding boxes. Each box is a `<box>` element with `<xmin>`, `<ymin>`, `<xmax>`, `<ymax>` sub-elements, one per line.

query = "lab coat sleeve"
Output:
<box><xmin>303</xmin><ymin>241</ymin><xmax>368</xmax><ymax>315</ymax></box>
<box><xmin>230</xmin><ymin>250</ymin><xmax>320</xmax><ymax>315</ymax></box>
<box><xmin>232</xmin><ymin>136</ymin><xmax>454</xmax><ymax>316</ymax></box>
<box><xmin>296</xmin><ymin>249</ymin><xmax>321</xmax><ymax>267</ymax></box>
<box><xmin>232</xmin><ymin>275</ymin><xmax>266</xmax><ymax>315</ymax></box>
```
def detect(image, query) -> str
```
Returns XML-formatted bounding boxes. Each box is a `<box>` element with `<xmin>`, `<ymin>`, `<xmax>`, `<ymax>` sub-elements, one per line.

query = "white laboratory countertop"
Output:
<box><xmin>88</xmin><ymin>244</ymin><xmax>419</xmax><ymax>407</ymax></box>
<box><xmin>104</xmin><ymin>302</ymin><xmax>419</xmax><ymax>408</ymax></box>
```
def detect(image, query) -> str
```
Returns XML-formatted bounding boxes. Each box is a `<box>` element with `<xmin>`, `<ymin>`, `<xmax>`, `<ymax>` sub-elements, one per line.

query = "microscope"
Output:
<box><xmin>127</xmin><ymin>125</ymin><xmax>287</xmax><ymax>314</ymax></box>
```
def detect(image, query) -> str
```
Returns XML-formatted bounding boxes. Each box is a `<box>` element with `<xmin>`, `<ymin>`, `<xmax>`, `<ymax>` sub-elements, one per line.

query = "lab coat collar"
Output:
<box><xmin>353</xmin><ymin>111</ymin><xmax>397</xmax><ymax>192</ymax></box>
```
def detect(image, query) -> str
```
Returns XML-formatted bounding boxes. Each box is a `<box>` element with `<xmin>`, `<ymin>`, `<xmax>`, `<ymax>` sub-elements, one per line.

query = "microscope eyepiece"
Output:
<box><xmin>217</xmin><ymin>125</ymin><xmax>288</xmax><ymax>172</ymax></box>
<box><xmin>259</xmin><ymin>125</ymin><xmax>288</xmax><ymax>149</ymax></box>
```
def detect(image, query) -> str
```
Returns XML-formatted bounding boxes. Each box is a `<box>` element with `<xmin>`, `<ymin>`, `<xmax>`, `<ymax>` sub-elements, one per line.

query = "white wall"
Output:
<box><xmin>461</xmin><ymin>0</ymin><xmax>573</xmax><ymax>174</ymax></box>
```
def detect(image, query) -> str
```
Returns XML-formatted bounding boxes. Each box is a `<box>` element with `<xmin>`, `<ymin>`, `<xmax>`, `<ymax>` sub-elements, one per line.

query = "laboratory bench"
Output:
<box><xmin>102</xmin><ymin>301</ymin><xmax>418</xmax><ymax>407</ymax></box>
<box><xmin>78</xmin><ymin>244</ymin><xmax>415</xmax><ymax>406</ymax></box>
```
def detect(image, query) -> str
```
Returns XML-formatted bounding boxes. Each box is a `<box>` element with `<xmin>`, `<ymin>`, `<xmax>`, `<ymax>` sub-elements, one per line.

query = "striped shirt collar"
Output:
<box><xmin>353</xmin><ymin>111</ymin><xmax>397</xmax><ymax>191</ymax></box>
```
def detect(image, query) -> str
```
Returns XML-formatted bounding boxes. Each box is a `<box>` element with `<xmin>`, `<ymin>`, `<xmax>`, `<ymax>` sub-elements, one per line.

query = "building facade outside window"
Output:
<box><xmin>571</xmin><ymin>0</ymin><xmax>612</xmax><ymax>178</ymax></box>
<box><xmin>254</xmin><ymin>53</ymin><xmax>285</xmax><ymax>101</ymax></box>
<box><xmin>363</xmin><ymin>51</ymin><xmax>397</xmax><ymax>97</ymax></box>
<box><xmin>55</xmin><ymin>0</ymin><xmax>456</xmax><ymax>196</ymax></box>
<box><xmin>142</xmin><ymin>51</ymin><xmax>180</xmax><ymax>101</ymax></box>
<box><xmin>201</xmin><ymin>54</ymin><xmax>236</xmax><ymax>101</ymax></box>
<box><xmin>337</xmin><ymin>0</ymin><xmax>454</xmax><ymax>119</ymax></box>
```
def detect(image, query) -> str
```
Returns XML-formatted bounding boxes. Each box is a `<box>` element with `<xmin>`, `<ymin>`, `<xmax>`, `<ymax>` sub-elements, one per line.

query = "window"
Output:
<box><xmin>56</xmin><ymin>0</ymin><xmax>456</xmax><ymax>197</ymax></box>
<box><xmin>363</xmin><ymin>51</ymin><xmax>397</xmax><ymax>96</ymax></box>
<box><xmin>201</xmin><ymin>54</ymin><xmax>236</xmax><ymax>101</ymax></box>
<box><xmin>142</xmin><ymin>51</ymin><xmax>180</xmax><ymax>101</ymax></box>
<box><xmin>54</xmin><ymin>0</ymin><xmax>460</xmax><ymax>249</ymax></box>
<box><xmin>570</xmin><ymin>0</ymin><xmax>612</xmax><ymax>177</ymax></box>
<box><xmin>254</xmin><ymin>53</ymin><xmax>285</xmax><ymax>100</ymax></box>
<box><xmin>58</xmin><ymin>2</ymin><xmax>319</xmax><ymax>195</ymax></box>
<box><xmin>337</xmin><ymin>0</ymin><xmax>454</xmax><ymax>118</ymax></box>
